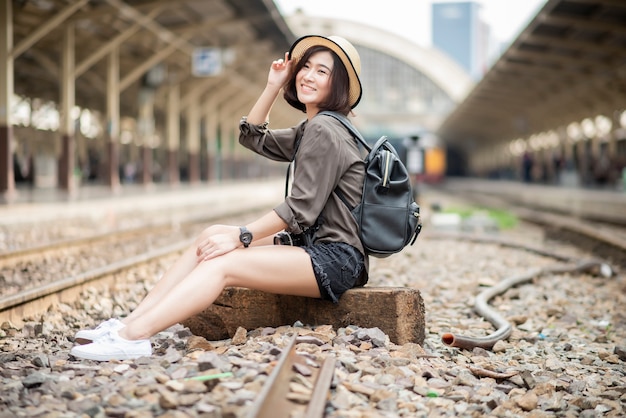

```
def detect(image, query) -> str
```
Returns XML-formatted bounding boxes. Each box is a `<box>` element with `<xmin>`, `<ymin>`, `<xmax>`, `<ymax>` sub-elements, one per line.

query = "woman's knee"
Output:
<box><xmin>195</xmin><ymin>224</ymin><xmax>226</xmax><ymax>246</ymax></box>
<box><xmin>193</xmin><ymin>254</ymin><xmax>230</xmax><ymax>282</ymax></box>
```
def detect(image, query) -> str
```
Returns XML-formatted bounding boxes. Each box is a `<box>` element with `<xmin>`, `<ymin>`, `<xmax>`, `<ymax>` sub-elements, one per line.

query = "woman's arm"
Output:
<box><xmin>246</xmin><ymin>210</ymin><xmax>288</xmax><ymax>243</ymax></box>
<box><xmin>246</xmin><ymin>52</ymin><xmax>291</xmax><ymax>125</ymax></box>
<box><xmin>196</xmin><ymin>210</ymin><xmax>287</xmax><ymax>261</ymax></box>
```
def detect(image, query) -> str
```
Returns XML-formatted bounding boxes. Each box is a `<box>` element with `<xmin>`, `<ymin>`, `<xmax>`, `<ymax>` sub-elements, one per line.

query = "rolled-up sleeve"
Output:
<box><xmin>239</xmin><ymin>117</ymin><xmax>304</xmax><ymax>232</ymax></box>
<box><xmin>239</xmin><ymin>117</ymin><xmax>301</xmax><ymax>163</ymax></box>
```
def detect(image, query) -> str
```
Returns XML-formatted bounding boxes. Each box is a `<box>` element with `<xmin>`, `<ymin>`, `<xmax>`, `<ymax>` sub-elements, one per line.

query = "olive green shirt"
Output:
<box><xmin>239</xmin><ymin>113</ymin><xmax>369</xmax><ymax>275</ymax></box>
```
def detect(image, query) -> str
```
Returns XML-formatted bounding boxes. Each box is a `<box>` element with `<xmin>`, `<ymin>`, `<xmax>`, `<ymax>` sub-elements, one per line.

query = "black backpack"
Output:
<box><xmin>319</xmin><ymin>111</ymin><xmax>422</xmax><ymax>258</ymax></box>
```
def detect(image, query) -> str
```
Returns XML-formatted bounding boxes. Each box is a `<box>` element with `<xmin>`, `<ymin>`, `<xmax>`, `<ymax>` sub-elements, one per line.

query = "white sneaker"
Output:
<box><xmin>74</xmin><ymin>318</ymin><xmax>125</xmax><ymax>344</ymax></box>
<box><xmin>70</xmin><ymin>330</ymin><xmax>152</xmax><ymax>361</ymax></box>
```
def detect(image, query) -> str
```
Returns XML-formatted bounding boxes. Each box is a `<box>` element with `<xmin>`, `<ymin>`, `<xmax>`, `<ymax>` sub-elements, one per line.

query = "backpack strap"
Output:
<box><xmin>285</xmin><ymin>123</ymin><xmax>306</xmax><ymax>197</ymax></box>
<box><xmin>317</xmin><ymin>111</ymin><xmax>372</xmax><ymax>152</ymax></box>
<box><xmin>316</xmin><ymin>111</ymin><xmax>368</xmax><ymax>212</ymax></box>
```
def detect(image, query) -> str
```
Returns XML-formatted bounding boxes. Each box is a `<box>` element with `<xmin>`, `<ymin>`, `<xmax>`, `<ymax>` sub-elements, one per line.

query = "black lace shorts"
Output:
<box><xmin>302</xmin><ymin>242</ymin><xmax>365</xmax><ymax>303</ymax></box>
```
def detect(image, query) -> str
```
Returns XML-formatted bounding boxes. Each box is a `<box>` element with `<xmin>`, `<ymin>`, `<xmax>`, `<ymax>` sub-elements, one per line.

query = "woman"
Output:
<box><xmin>71</xmin><ymin>35</ymin><xmax>368</xmax><ymax>361</ymax></box>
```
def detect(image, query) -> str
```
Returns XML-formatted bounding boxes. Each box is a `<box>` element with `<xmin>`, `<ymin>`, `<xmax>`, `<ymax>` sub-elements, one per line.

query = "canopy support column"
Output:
<box><xmin>0</xmin><ymin>1</ymin><xmax>14</xmax><ymax>199</ymax></box>
<box><xmin>106</xmin><ymin>47</ymin><xmax>121</xmax><ymax>190</ymax></box>
<box><xmin>186</xmin><ymin>97</ymin><xmax>200</xmax><ymax>184</ymax></box>
<box><xmin>58</xmin><ymin>23</ymin><xmax>76</xmax><ymax>192</ymax></box>
<box><xmin>138</xmin><ymin>88</ymin><xmax>155</xmax><ymax>186</ymax></box>
<box><xmin>166</xmin><ymin>83</ymin><xmax>180</xmax><ymax>185</ymax></box>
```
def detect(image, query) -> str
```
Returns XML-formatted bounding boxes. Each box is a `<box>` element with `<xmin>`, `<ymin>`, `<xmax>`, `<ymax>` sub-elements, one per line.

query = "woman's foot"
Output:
<box><xmin>74</xmin><ymin>318</ymin><xmax>125</xmax><ymax>345</ymax></box>
<box><xmin>70</xmin><ymin>329</ymin><xmax>151</xmax><ymax>361</ymax></box>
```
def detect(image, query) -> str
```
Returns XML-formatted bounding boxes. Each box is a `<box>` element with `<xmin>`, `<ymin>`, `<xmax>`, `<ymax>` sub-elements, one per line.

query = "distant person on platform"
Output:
<box><xmin>522</xmin><ymin>151</ymin><xmax>533</xmax><ymax>183</ymax></box>
<box><xmin>71</xmin><ymin>35</ymin><xmax>369</xmax><ymax>361</ymax></box>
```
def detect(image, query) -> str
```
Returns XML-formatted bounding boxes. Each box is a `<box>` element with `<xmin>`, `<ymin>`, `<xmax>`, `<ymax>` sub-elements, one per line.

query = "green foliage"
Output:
<box><xmin>442</xmin><ymin>206</ymin><xmax>518</xmax><ymax>229</ymax></box>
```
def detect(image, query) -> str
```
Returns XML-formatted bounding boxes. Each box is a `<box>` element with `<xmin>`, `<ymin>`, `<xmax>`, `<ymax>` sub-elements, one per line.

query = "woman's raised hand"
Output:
<box><xmin>267</xmin><ymin>52</ymin><xmax>291</xmax><ymax>88</ymax></box>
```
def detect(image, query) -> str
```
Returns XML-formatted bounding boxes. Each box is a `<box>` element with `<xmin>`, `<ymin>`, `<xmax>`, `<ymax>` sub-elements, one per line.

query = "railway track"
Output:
<box><xmin>248</xmin><ymin>333</ymin><xmax>336</xmax><ymax>418</ymax></box>
<box><xmin>434</xmin><ymin>183</ymin><xmax>626</xmax><ymax>268</ymax></box>
<box><xmin>0</xmin><ymin>208</ymin><xmax>265</xmax><ymax>326</ymax></box>
<box><xmin>3</xmin><ymin>182</ymin><xmax>623</xmax><ymax>339</ymax></box>
<box><xmin>1</xmin><ymin>184</ymin><xmax>624</xmax><ymax>416</ymax></box>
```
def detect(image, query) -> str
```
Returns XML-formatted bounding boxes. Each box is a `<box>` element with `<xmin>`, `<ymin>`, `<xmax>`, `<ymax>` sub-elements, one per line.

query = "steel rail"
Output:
<box><xmin>0</xmin><ymin>208</ymin><xmax>248</xmax><ymax>263</ymax></box>
<box><xmin>0</xmin><ymin>238</ymin><xmax>193</xmax><ymax>325</ymax></box>
<box><xmin>0</xmin><ymin>206</ymin><xmax>272</xmax><ymax>324</ymax></box>
<box><xmin>0</xmin><ymin>223</ymin><xmax>178</xmax><ymax>264</ymax></box>
<box><xmin>248</xmin><ymin>334</ymin><xmax>336</xmax><ymax>418</ymax></box>
<box><xmin>443</xmin><ymin>188</ymin><xmax>626</xmax><ymax>257</ymax></box>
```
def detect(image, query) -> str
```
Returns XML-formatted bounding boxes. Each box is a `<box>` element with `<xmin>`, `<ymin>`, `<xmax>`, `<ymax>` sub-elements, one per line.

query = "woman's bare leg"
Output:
<box><xmin>120</xmin><ymin>245</ymin><xmax>199</xmax><ymax>323</ymax></box>
<box><xmin>120</xmin><ymin>245</ymin><xmax>319</xmax><ymax>340</ymax></box>
<box><xmin>121</xmin><ymin>227</ymin><xmax>279</xmax><ymax>324</ymax></box>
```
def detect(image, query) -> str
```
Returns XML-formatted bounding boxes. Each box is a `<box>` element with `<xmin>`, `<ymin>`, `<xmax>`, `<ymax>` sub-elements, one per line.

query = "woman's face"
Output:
<box><xmin>295</xmin><ymin>50</ymin><xmax>333</xmax><ymax>113</ymax></box>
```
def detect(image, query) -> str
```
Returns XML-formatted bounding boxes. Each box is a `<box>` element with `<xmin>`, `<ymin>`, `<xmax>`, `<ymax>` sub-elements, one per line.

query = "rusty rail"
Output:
<box><xmin>248</xmin><ymin>334</ymin><xmax>336</xmax><ymax>418</ymax></box>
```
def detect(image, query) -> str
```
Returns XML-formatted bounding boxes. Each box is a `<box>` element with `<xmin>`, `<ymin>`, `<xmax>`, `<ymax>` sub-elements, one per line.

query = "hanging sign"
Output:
<box><xmin>192</xmin><ymin>47</ymin><xmax>222</xmax><ymax>77</ymax></box>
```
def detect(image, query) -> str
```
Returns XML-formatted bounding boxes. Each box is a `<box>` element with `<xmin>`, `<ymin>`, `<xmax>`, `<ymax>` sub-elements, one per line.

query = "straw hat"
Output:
<box><xmin>288</xmin><ymin>35</ymin><xmax>362</xmax><ymax>109</ymax></box>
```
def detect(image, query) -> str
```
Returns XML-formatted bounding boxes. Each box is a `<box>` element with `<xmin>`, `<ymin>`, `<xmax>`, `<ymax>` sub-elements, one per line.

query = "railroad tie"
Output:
<box><xmin>183</xmin><ymin>287</ymin><xmax>425</xmax><ymax>345</ymax></box>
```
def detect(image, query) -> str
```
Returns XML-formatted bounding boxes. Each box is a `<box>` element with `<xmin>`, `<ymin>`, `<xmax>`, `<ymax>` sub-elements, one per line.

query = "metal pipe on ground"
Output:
<box><xmin>429</xmin><ymin>232</ymin><xmax>614</xmax><ymax>351</ymax></box>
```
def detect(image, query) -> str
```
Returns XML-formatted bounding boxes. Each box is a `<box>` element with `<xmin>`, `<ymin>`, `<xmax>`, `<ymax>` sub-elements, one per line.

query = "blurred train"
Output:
<box><xmin>386</xmin><ymin>133</ymin><xmax>447</xmax><ymax>185</ymax></box>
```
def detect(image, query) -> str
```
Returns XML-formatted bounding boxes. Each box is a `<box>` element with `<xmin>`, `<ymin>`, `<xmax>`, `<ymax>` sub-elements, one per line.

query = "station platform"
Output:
<box><xmin>441</xmin><ymin>178</ymin><xmax>626</xmax><ymax>226</ymax></box>
<box><xmin>0</xmin><ymin>179</ymin><xmax>286</xmax><ymax>226</ymax></box>
<box><xmin>4</xmin><ymin>177</ymin><xmax>626</xmax><ymax>230</ymax></box>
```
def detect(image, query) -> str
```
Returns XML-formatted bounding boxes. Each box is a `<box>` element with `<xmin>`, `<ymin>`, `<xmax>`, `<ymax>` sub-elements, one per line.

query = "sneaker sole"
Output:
<box><xmin>70</xmin><ymin>349</ymin><xmax>151</xmax><ymax>362</ymax></box>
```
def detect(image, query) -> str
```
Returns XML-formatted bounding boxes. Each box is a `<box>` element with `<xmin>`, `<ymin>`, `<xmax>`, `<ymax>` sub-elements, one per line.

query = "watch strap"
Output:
<box><xmin>239</xmin><ymin>226</ymin><xmax>253</xmax><ymax>247</ymax></box>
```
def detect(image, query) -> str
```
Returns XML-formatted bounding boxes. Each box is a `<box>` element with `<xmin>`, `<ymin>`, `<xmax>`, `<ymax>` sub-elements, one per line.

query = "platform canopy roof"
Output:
<box><xmin>10</xmin><ymin>0</ymin><xmax>298</xmax><ymax>122</ymax></box>
<box><xmin>437</xmin><ymin>0</ymin><xmax>626</xmax><ymax>152</ymax></box>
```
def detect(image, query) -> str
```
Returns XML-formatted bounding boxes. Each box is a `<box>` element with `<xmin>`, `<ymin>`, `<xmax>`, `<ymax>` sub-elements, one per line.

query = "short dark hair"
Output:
<box><xmin>283</xmin><ymin>45</ymin><xmax>352</xmax><ymax>115</ymax></box>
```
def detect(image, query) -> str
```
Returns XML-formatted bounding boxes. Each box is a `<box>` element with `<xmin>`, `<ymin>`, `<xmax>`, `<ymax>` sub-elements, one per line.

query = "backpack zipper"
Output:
<box><xmin>383</xmin><ymin>150</ymin><xmax>391</xmax><ymax>188</ymax></box>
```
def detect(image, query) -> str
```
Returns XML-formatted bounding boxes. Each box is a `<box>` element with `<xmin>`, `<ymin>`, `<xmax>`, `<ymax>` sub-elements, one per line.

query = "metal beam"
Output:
<box><xmin>75</xmin><ymin>5</ymin><xmax>166</xmax><ymax>77</ymax></box>
<box><xmin>119</xmin><ymin>32</ymin><xmax>192</xmax><ymax>92</ymax></box>
<box><xmin>10</xmin><ymin>0</ymin><xmax>89</xmax><ymax>59</ymax></box>
<box><xmin>521</xmin><ymin>33</ymin><xmax>626</xmax><ymax>57</ymax></box>
<box><xmin>538</xmin><ymin>14</ymin><xmax>626</xmax><ymax>35</ymax></box>
<box><xmin>561</xmin><ymin>0</ymin><xmax>626</xmax><ymax>7</ymax></box>
<box><xmin>506</xmin><ymin>49</ymin><xmax>619</xmax><ymax>74</ymax></box>
<box><xmin>105</xmin><ymin>0</ymin><xmax>194</xmax><ymax>55</ymax></box>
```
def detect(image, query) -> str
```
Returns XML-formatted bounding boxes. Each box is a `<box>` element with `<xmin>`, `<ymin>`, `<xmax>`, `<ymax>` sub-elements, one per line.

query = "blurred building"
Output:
<box><xmin>432</xmin><ymin>1</ymin><xmax>490</xmax><ymax>80</ymax></box>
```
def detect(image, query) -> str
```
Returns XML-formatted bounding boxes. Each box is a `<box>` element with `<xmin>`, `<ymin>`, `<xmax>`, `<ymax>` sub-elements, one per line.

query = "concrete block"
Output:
<box><xmin>182</xmin><ymin>286</ymin><xmax>425</xmax><ymax>345</ymax></box>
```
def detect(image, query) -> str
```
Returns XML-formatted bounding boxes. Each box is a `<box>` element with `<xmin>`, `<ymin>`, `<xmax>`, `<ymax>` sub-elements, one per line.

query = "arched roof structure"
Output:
<box><xmin>285</xmin><ymin>13</ymin><xmax>474</xmax><ymax>139</ymax></box>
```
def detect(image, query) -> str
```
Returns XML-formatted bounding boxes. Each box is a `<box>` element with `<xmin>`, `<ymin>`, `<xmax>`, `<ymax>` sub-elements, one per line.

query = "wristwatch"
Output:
<box><xmin>239</xmin><ymin>226</ymin><xmax>253</xmax><ymax>248</ymax></box>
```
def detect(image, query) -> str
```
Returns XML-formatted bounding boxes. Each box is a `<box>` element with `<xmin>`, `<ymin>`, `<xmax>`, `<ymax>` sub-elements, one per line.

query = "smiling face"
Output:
<box><xmin>295</xmin><ymin>50</ymin><xmax>334</xmax><ymax>115</ymax></box>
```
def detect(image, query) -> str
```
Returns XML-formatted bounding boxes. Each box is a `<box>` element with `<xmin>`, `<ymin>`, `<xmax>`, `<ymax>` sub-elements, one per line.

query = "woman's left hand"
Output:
<box><xmin>195</xmin><ymin>225</ymin><xmax>240</xmax><ymax>262</ymax></box>
<box><xmin>267</xmin><ymin>52</ymin><xmax>291</xmax><ymax>88</ymax></box>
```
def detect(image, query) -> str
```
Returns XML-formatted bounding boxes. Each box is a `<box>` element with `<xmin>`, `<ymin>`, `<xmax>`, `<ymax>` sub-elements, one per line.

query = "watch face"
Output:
<box><xmin>240</xmin><ymin>227</ymin><xmax>253</xmax><ymax>247</ymax></box>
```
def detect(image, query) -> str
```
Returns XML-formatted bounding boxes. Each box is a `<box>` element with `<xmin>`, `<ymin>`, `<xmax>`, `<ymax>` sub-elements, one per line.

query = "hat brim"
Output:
<box><xmin>288</xmin><ymin>35</ymin><xmax>362</xmax><ymax>109</ymax></box>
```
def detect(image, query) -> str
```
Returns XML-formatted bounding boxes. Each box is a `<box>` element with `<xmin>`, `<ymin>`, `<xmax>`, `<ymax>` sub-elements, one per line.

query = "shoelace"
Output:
<box><xmin>96</xmin><ymin>332</ymin><xmax>147</xmax><ymax>357</ymax></box>
<box><xmin>94</xmin><ymin>319</ymin><xmax>116</xmax><ymax>330</ymax></box>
